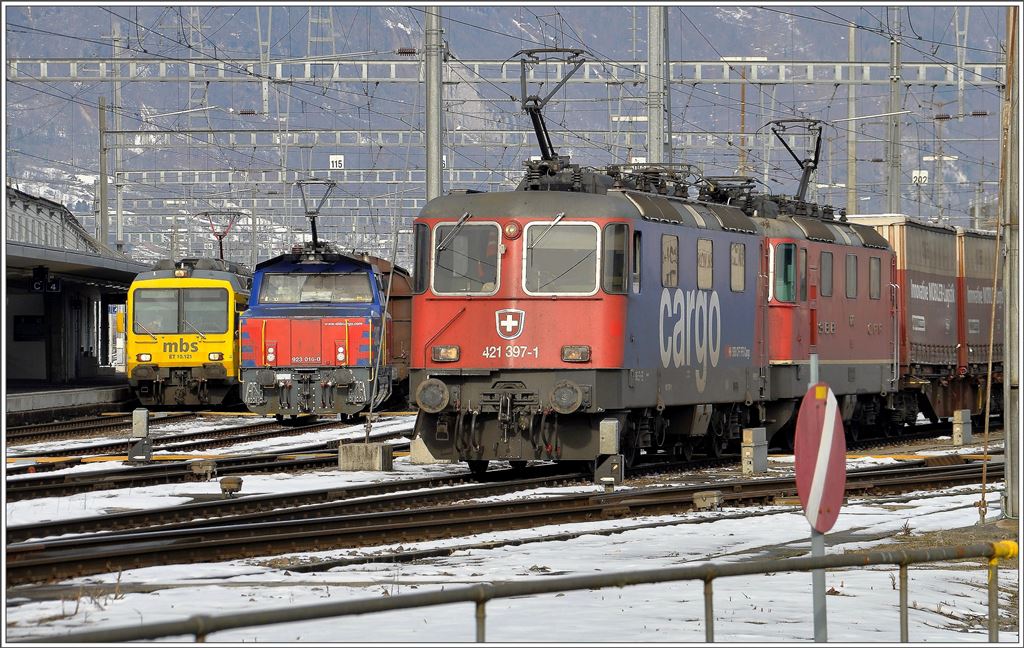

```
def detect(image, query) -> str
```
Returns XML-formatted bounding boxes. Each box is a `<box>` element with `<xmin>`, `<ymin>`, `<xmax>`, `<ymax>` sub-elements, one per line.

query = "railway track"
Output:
<box><xmin>6</xmin><ymin>464</ymin><xmax>586</xmax><ymax>543</ymax></box>
<box><xmin>6</xmin><ymin>416</ymin><xmax>338</xmax><ymax>459</ymax></box>
<box><xmin>6</xmin><ymin>413</ymin><xmax>197</xmax><ymax>445</ymax></box>
<box><xmin>5</xmin><ymin>458</ymin><xmax>1002</xmax><ymax>586</ymax></box>
<box><xmin>4</xmin><ymin>438</ymin><xmax>411</xmax><ymax>503</ymax></box>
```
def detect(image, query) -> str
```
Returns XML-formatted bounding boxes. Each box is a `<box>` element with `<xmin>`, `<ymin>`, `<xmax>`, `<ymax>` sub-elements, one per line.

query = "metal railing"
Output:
<box><xmin>23</xmin><ymin>540</ymin><xmax>1017</xmax><ymax>643</ymax></box>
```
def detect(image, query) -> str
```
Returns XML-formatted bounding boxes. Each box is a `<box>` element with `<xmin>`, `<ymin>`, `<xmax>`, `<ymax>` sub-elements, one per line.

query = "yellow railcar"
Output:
<box><xmin>126</xmin><ymin>258</ymin><xmax>252</xmax><ymax>407</ymax></box>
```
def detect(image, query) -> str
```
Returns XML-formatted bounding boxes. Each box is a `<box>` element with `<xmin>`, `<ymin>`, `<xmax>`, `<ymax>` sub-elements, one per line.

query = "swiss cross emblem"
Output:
<box><xmin>495</xmin><ymin>309</ymin><xmax>525</xmax><ymax>340</ymax></box>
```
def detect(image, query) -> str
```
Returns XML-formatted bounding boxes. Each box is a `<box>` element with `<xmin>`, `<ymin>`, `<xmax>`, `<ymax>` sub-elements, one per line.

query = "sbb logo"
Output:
<box><xmin>658</xmin><ymin>288</ymin><xmax>722</xmax><ymax>392</ymax></box>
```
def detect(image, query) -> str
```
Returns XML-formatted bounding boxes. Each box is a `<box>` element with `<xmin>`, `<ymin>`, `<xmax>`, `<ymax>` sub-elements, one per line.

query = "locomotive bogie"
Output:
<box><xmin>241</xmin><ymin>366</ymin><xmax>390</xmax><ymax>416</ymax></box>
<box><xmin>132</xmin><ymin>364</ymin><xmax>236</xmax><ymax>407</ymax></box>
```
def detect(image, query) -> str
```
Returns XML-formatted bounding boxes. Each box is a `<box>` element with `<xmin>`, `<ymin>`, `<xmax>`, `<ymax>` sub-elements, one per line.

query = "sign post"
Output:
<box><xmin>795</xmin><ymin>382</ymin><xmax>846</xmax><ymax>642</ymax></box>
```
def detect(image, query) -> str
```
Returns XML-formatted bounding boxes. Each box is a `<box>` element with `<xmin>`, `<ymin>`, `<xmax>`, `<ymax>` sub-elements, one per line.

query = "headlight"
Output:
<box><xmin>503</xmin><ymin>220</ymin><xmax>522</xmax><ymax>239</ymax></box>
<box><xmin>266</xmin><ymin>347</ymin><xmax>276</xmax><ymax>363</ymax></box>
<box><xmin>208</xmin><ymin>352</ymin><xmax>224</xmax><ymax>361</ymax></box>
<box><xmin>416</xmin><ymin>378</ymin><xmax>450</xmax><ymax>413</ymax></box>
<box><xmin>137</xmin><ymin>353</ymin><xmax>152</xmax><ymax>362</ymax></box>
<box><xmin>432</xmin><ymin>345</ymin><xmax>460</xmax><ymax>362</ymax></box>
<box><xmin>549</xmin><ymin>380</ymin><xmax>583</xmax><ymax>415</ymax></box>
<box><xmin>561</xmin><ymin>345</ymin><xmax>591</xmax><ymax>362</ymax></box>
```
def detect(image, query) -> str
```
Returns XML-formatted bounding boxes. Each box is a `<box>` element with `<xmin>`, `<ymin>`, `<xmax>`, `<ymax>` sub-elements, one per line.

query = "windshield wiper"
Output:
<box><xmin>436</xmin><ymin>212</ymin><xmax>473</xmax><ymax>251</ymax></box>
<box><xmin>527</xmin><ymin>211</ymin><xmax>565</xmax><ymax>250</ymax></box>
<box><xmin>136</xmin><ymin>321</ymin><xmax>158</xmax><ymax>341</ymax></box>
<box><xmin>182</xmin><ymin>319</ymin><xmax>207</xmax><ymax>340</ymax></box>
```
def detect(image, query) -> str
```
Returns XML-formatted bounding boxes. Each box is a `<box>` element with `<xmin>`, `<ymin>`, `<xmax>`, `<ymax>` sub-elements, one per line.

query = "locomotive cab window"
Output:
<box><xmin>183</xmin><ymin>288</ymin><xmax>228</xmax><ymax>334</ymax></box>
<box><xmin>524</xmin><ymin>221</ymin><xmax>598</xmax><ymax>295</ymax></box>
<box><xmin>697</xmin><ymin>239</ymin><xmax>713</xmax><ymax>290</ymax></box>
<box><xmin>846</xmin><ymin>254</ymin><xmax>858</xmax><ymax>298</ymax></box>
<box><xmin>774</xmin><ymin>243</ymin><xmax>796</xmax><ymax>302</ymax></box>
<box><xmin>258</xmin><ymin>273</ymin><xmax>373</xmax><ymax>304</ymax></box>
<box><xmin>602</xmin><ymin>223</ymin><xmax>628</xmax><ymax>294</ymax></box>
<box><xmin>730</xmin><ymin>242</ymin><xmax>745</xmax><ymax>292</ymax></box>
<box><xmin>869</xmin><ymin>256</ymin><xmax>881</xmax><ymax>299</ymax></box>
<box><xmin>433</xmin><ymin>222</ymin><xmax>500</xmax><ymax>295</ymax></box>
<box><xmin>133</xmin><ymin>288</ymin><xmax>178</xmax><ymax>334</ymax></box>
<box><xmin>820</xmin><ymin>251</ymin><xmax>833</xmax><ymax>297</ymax></box>
<box><xmin>134</xmin><ymin>288</ymin><xmax>229</xmax><ymax>334</ymax></box>
<box><xmin>662</xmin><ymin>235</ymin><xmax>679</xmax><ymax>288</ymax></box>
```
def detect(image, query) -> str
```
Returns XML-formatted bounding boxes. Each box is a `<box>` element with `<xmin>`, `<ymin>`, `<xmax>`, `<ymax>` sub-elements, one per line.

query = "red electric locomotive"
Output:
<box><xmin>407</xmin><ymin>49</ymin><xmax>997</xmax><ymax>481</ymax></box>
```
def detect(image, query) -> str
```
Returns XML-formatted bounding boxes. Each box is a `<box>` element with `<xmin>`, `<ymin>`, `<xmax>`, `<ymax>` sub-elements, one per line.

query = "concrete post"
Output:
<box><xmin>425</xmin><ymin>6</ymin><xmax>443</xmax><ymax>201</ymax></box>
<box><xmin>846</xmin><ymin>22</ymin><xmax>857</xmax><ymax>214</ymax></box>
<box><xmin>128</xmin><ymin>408</ymin><xmax>152</xmax><ymax>463</ymax></box>
<box><xmin>339</xmin><ymin>443</ymin><xmax>394</xmax><ymax>471</ymax></box>
<box><xmin>741</xmin><ymin>427</ymin><xmax>768</xmax><ymax>474</ymax></box>
<box><xmin>886</xmin><ymin>6</ymin><xmax>902</xmax><ymax>214</ymax></box>
<box><xmin>952</xmin><ymin>409</ymin><xmax>973</xmax><ymax>445</ymax></box>
<box><xmin>97</xmin><ymin>96</ymin><xmax>108</xmax><ymax>249</ymax></box>
<box><xmin>647</xmin><ymin>5</ymin><xmax>665</xmax><ymax>163</ymax></box>
<box><xmin>410</xmin><ymin>436</ymin><xmax>450</xmax><ymax>464</ymax></box>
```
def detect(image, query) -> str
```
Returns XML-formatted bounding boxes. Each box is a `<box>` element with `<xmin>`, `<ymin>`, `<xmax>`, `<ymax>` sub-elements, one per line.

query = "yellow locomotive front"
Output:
<box><xmin>126</xmin><ymin>258</ymin><xmax>251</xmax><ymax>407</ymax></box>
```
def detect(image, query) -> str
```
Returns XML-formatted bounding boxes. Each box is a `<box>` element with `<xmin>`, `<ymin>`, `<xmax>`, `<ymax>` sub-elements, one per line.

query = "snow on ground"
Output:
<box><xmin>4</xmin><ymin>481</ymin><xmax>1014</xmax><ymax>643</ymax></box>
<box><xmin>5</xmin><ymin>416</ymin><xmax>424</xmax><ymax>526</ymax></box>
<box><xmin>4</xmin><ymin>417</ymin><xmax>1017</xmax><ymax>642</ymax></box>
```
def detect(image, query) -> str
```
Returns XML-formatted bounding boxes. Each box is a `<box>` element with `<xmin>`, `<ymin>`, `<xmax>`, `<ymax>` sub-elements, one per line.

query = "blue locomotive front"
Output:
<box><xmin>238</xmin><ymin>244</ymin><xmax>400</xmax><ymax>418</ymax></box>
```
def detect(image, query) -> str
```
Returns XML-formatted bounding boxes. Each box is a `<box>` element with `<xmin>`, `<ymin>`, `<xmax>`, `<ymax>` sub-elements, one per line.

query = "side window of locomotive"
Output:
<box><xmin>774</xmin><ymin>243</ymin><xmax>796</xmax><ymax>302</ymax></box>
<box><xmin>413</xmin><ymin>223</ymin><xmax>430</xmax><ymax>294</ymax></box>
<box><xmin>846</xmin><ymin>254</ymin><xmax>858</xmax><ymax>298</ymax></box>
<box><xmin>730</xmin><ymin>242</ymin><xmax>745</xmax><ymax>292</ymax></box>
<box><xmin>820</xmin><ymin>251</ymin><xmax>833</xmax><ymax>297</ymax></box>
<box><xmin>182</xmin><ymin>288</ymin><xmax>228</xmax><ymax>333</ymax></box>
<box><xmin>696</xmin><ymin>239</ymin><xmax>713</xmax><ymax>290</ymax></box>
<box><xmin>869</xmin><ymin>256</ymin><xmax>881</xmax><ymax>299</ymax></box>
<box><xmin>661</xmin><ymin>235</ymin><xmax>679</xmax><ymax>288</ymax></box>
<box><xmin>799</xmin><ymin>247</ymin><xmax>808</xmax><ymax>302</ymax></box>
<box><xmin>631</xmin><ymin>230</ymin><xmax>642</xmax><ymax>294</ymax></box>
<box><xmin>602</xmin><ymin>223</ymin><xmax>628</xmax><ymax>294</ymax></box>
<box><xmin>433</xmin><ymin>223</ymin><xmax>499</xmax><ymax>295</ymax></box>
<box><xmin>525</xmin><ymin>222</ymin><xmax>598</xmax><ymax>294</ymax></box>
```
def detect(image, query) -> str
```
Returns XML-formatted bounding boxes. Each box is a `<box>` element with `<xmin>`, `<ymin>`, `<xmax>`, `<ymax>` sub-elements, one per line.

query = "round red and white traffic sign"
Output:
<box><xmin>794</xmin><ymin>383</ymin><xmax>847</xmax><ymax>533</ymax></box>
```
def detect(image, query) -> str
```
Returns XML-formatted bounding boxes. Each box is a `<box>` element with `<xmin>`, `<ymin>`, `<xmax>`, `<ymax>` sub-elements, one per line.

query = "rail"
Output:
<box><xmin>23</xmin><ymin>540</ymin><xmax>1017</xmax><ymax>643</ymax></box>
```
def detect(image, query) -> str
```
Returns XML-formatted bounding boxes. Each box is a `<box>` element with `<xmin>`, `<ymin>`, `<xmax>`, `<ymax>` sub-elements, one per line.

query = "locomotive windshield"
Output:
<box><xmin>258</xmin><ymin>272</ymin><xmax>373</xmax><ymax>304</ymax></box>
<box><xmin>432</xmin><ymin>223</ymin><xmax>499</xmax><ymax>294</ymax></box>
<box><xmin>524</xmin><ymin>222</ymin><xmax>598</xmax><ymax>294</ymax></box>
<box><xmin>133</xmin><ymin>288</ymin><xmax>228</xmax><ymax>334</ymax></box>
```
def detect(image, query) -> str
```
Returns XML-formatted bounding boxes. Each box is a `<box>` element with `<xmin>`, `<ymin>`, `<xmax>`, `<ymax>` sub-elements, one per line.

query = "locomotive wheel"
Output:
<box><xmin>467</xmin><ymin>460</ymin><xmax>489</xmax><ymax>478</ymax></box>
<box><xmin>846</xmin><ymin>424</ymin><xmax>860</xmax><ymax>443</ymax></box>
<box><xmin>677</xmin><ymin>440</ymin><xmax>695</xmax><ymax>461</ymax></box>
<box><xmin>704</xmin><ymin>434</ymin><xmax>724</xmax><ymax>459</ymax></box>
